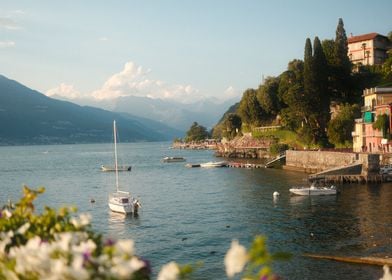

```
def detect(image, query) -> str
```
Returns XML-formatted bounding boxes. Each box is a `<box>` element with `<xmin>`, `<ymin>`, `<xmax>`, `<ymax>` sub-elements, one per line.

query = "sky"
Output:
<box><xmin>1</xmin><ymin>0</ymin><xmax>391</xmax><ymax>104</ymax></box>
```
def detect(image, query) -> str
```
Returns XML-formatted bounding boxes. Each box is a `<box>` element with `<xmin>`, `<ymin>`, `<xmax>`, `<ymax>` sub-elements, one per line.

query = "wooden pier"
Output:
<box><xmin>227</xmin><ymin>162</ymin><xmax>264</xmax><ymax>168</ymax></box>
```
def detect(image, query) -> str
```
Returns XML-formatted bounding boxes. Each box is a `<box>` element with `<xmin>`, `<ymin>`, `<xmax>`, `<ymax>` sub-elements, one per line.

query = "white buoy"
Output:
<box><xmin>273</xmin><ymin>191</ymin><xmax>280</xmax><ymax>197</ymax></box>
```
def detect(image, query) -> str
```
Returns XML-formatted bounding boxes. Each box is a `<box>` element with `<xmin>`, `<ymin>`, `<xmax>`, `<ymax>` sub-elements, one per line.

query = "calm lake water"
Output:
<box><xmin>0</xmin><ymin>142</ymin><xmax>391</xmax><ymax>279</ymax></box>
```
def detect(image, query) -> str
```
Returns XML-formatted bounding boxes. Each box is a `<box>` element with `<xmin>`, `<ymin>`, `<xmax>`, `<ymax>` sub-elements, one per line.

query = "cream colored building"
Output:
<box><xmin>348</xmin><ymin>33</ymin><xmax>390</xmax><ymax>66</ymax></box>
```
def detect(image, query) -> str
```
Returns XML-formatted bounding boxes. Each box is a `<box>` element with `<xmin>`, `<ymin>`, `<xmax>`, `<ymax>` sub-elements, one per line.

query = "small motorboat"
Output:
<box><xmin>162</xmin><ymin>156</ymin><xmax>186</xmax><ymax>163</ymax></box>
<box><xmin>379</xmin><ymin>164</ymin><xmax>392</xmax><ymax>175</ymax></box>
<box><xmin>289</xmin><ymin>182</ymin><xmax>337</xmax><ymax>196</ymax></box>
<box><xmin>200</xmin><ymin>161</ymin><xmax>228</xmax><ymax>168</ymax></box>
<box><xmin>101</xmin><ymin>165</ymin><xmax>132</xmax><ymax>172</ymax></box>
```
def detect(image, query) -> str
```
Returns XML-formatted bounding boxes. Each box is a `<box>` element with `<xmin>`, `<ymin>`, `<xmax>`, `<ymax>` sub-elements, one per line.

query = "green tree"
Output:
<box><xmin>373</xmin><ymin>113</ymin><xmax>390</xmax><ymax>138</ymax></box>
<box><xmin>185</xmin><ymin>122</ymin><xmax>209</xmax><ymax>142</ymax></box>
<box><xmin>321</xmin><ymin>39</ymin><xmax>336</xmax><ymax>66</ymax></box>
<box><xmin>387</xmin><ymin>31</ymin><xmax>392</xmax><ymax>42</ymax></box>
<box><xmin>222</xmin><ymin>113</ymin><xmax>242</xmax><ymax>139</ymax></box>
<box><xmin>332</xmin><ymin>18</ymin><xmax>352</xmax><ymax>101</ymax></box>
<box><xmin>327</xmin><ymin>104</ymin><xmax>360</xmax><ymax>147</ymax></box>
<box><xmin>303</xmin><ymin>37</ymin><xmax>320</xmax><ymax>143</ymax></box>
<box><xmin>313</xmin><ymin>36</ymin><xmax>331</xmax><ymax>143</ymax></box>
<box><xmin>381</xmin><ymin>50</ymin><xmax>392</xmax><ymax>84</ymax></box>
<box><xmin>256</xmin><ymin>76</ymin><xmax>280</xmax><ymax>118</ymax></box>
<box><xmin>237</xmin><ymin>89</ymin><xmax>263</xmax><ymax>128</ymax></box>
<box><xmin>278</xmin><ymin>60</ymin><xmax>305</xmax><ymax>130</ymax></box>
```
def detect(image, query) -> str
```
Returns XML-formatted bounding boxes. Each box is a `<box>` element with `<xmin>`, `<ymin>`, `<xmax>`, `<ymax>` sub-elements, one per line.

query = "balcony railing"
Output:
<box><xmin>361</xmin><ymin>105</ymin><xmax>372</xmax><ymax>112</ymax></box>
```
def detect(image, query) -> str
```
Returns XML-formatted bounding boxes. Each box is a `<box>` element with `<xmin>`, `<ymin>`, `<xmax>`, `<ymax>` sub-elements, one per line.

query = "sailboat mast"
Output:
<box><xmin>113</xmin><ymin>120</ymin><xmax>119</xmax><ymax>192</ymax></box>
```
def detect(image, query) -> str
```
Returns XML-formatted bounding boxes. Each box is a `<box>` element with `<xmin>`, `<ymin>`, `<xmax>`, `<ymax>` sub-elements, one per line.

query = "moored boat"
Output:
<box><xmin>289</xmin><ymin>183</ymin><xmax>337</xmax><ymax>196</ymax></box>
<box><xmin>107</xmin><ymin>120</ymin><xmax>141</xmax><ymax>214</ymax></box>
<box><xmin>101</xmin><ymin>165</ymin><xmax>132</xmax><ymax>172</ymax></box>
<box><xmin>162</xmin><ymin>156</ymin><xmax>186</xmax><ymax>163</ymax></box>
<box><xmin>200</xmin><ymin>161</ymin><xmax>228</xmax><ymax>168</ymax></box>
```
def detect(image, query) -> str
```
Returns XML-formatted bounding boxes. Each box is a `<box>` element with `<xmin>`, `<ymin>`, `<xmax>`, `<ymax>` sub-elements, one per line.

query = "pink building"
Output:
<box><xmin>352</xmin><ymin>88</ymin><xmax>392</xmax><ymax>153</ymax></box>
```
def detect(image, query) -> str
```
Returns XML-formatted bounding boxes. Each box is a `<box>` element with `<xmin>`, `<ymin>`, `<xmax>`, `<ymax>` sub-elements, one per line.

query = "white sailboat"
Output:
<box><xmin>108</xmin><ymin>120</ymin><xmax>141</xmax><ymax>214</ymax></box>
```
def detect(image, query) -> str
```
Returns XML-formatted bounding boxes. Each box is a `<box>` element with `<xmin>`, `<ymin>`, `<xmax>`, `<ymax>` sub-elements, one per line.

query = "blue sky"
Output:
<box><xmin>1</xmin><ymin>0</ymin><xmax>391</xmax><ymax>103</ymax></box>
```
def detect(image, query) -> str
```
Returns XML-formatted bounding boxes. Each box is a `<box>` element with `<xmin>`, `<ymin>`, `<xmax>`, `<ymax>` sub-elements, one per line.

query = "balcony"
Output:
<box><xmin>361</xmin><ymin>105</ymin><xmax>372</xmax><ymax>112</ymax></box>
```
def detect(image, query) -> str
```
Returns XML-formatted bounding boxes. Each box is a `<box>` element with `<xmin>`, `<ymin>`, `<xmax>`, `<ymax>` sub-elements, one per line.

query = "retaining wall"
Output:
<box><xmin>285</xmin><ymin>150</ymin><xmax>359</xmax><ymax>173</ymax></box>
<box><xmin>285</xmin><ymin>150</ymin><xmax>380</xmax><ymax>175</ymax></box>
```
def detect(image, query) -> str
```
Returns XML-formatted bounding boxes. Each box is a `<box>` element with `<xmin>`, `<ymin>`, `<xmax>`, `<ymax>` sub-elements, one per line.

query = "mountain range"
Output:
<box><xmin>49</xmin><ymin>94</ymin><xmax>238</xmax><ymax>132</ymax></box>
<box><xmin>0</xmin><ymin>75</ymin><xmax>183</xmax><ymax>145</ymax></box>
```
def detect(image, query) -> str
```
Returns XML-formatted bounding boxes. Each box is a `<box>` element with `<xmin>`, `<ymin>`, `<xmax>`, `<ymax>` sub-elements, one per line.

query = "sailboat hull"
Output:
<box><xmin>108</xmin><ymin>201</ymin><xmax>133</xmax><ymax>214</ymax></box>
<box><xmin>108</xmin><ymin>192</ymin><xmax>134</xmax><ymax>214</ymax></box>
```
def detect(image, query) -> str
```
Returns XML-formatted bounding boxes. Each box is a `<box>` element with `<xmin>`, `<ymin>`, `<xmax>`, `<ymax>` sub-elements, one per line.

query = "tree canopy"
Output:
<box><xmin>213</xmin><ymin>18</ymin><xmax>392</xmax><ymax>148</ymax></box>
<box><xmin>185</xmin><ymin>122</ymin><xmax>209</xmax><ymax>142</ymax></box>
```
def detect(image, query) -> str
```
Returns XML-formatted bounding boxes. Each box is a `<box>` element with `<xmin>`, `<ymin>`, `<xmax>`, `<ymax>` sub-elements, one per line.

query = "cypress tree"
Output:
<box><xmin>313</xmin><ymin>36</ymin><xmax>330</xmax><ymax>141</ymax></box>
<box><xmin>333</xmin><ymin>18</ymin><xmax>352</xmax><ymax>100</ymax></box>
<box><xmin>303</xmin><ymin>38</ymin><xmax>314</xmax><ymax>117</ymax></box>
<box><xmin>334</xmin><ymin>18</ymin><xmax>350</xmax><ymax>71</ymax></box>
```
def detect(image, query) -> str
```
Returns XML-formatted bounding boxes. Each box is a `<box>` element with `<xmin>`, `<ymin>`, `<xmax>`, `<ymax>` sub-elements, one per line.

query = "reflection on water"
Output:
<box><xmin>107</xmin><ymin>211</ymin><xmax>141</xmax><ymax>237</ymax></box>
<box><xmin>0</xmin><ymin>143</ymin><xmax>390</xmax><ymax>280</ymax></box>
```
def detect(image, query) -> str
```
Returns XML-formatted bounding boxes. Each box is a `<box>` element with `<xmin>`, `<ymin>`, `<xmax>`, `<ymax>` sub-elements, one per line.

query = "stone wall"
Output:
<box><xmin>285</xmin><ymin>150</ymin><xmax>382</xmax><ymax>175</ymax></box>
<box><xmin>359</xmin><ymin>153</ymin><xmax>380</xmax><ymax>175</ymax></box>
<box><xmin>285</xmin><ymin>150</ymin><xmax>359</xmax><ymax>173</ymax></box>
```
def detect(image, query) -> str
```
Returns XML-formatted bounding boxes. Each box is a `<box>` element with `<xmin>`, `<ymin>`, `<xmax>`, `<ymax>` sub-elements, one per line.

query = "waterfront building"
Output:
<box><xmin>352</xmin><ymin>87</ymin><xmax>392</xmax><ymax>153</ymax></box>
<box><xmin>347</xmin><ymin>33</ymin><xmax>391</xmax><ymax>67</ymax></box>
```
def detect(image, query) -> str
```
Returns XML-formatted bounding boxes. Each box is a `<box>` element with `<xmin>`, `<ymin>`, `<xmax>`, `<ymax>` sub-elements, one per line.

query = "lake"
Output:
<box><xmin>0</xmin><ymin>142</ymin><xmax>391</xmax><ymax>279</ymax></box>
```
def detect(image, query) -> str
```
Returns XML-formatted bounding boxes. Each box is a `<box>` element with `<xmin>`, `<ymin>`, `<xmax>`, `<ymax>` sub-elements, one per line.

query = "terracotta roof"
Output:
<box><xmin>348</xmin><ymin>32</ymin><xmax>385</xmax><ymax>43</ymax></box>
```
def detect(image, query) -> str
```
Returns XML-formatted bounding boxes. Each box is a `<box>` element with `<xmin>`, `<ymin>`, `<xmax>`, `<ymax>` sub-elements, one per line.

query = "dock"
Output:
<box><xmin>304</xmin><ymin>254</ymin><xmax>392</xmax><ymax>266</ymax></box>
<box><xmin>264</xmin><ymin>153</ymin><xmax>286</xmax><ymax>168</ymax></box>
<box><xmin>227</xmin><ymin>162</ymin><xmax>264</xmax><ymax>168</ymax></box>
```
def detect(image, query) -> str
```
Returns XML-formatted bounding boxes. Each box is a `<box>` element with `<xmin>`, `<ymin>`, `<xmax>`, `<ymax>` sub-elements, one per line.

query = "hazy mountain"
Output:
<box><xmin>0</xmin><ymin>75</ymin><xmax>182</xmax><ymax>145</ymax></box>
<box><xmin>111</xmin><ymin>95</ymin><xmax>239</xmax><ymax>131</ymax></box>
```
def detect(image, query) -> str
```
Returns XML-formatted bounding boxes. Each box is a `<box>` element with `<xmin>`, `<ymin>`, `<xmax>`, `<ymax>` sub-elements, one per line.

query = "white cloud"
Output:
<box><xmin>99</xmin><ymin>37</ymin><xmax>108</xmax><ymax>41</ymax></box>
<box><xmin>0</xmin><ymin>17</ymin><xmax>20</xmax><ymax>30</ymax></box>
<box><xmin>46</xmin><ymin>83</ymin><xmax>82</xmax><ymax>99</ymax></box>
<box><xmin>91</xmin><ymin>61</ymin><xmax>201</xmax><ymax>103</ymax></box>
<box><xmin>222</xmin><ymin>86</ymin><xmax>241</xmax><ymax>101</ymax></box>
<box><xmin>0</xmin><ymin>41</ymin><xmax>15</xmax><ymax>48</ymax></box>
<box><xmin>11</xmin><ymin>10</ymin><xmax>25</xmax><ymax>15</ymax></box>
<box><xmin>47</xmin><ymin>61</ymin><xmax>238</xmax><ymax>104</ymax></box>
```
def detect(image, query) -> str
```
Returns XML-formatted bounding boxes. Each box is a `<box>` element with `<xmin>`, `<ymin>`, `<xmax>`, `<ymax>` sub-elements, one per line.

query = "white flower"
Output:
<box><xmin>0</xmin><ymin>230</ymin><xmax>14</xmax><ymax>257</ymax></box>
<box><xmin>70</xmin><ymin>213</ymin><xmax>91</xmax><ymax>228</ymax></box>
<box><xmin>224</xmin><ymin>239</ymin><xmax>248</xmax><ymax>278</ymax></box>
<box><xmin>68</xmin><ymin>255</ymin><xmax>89</xmax><ymax>280</ymax></box>
<box><xmin>72</xmin><ymin>239</ymin><xmax>96</xmax><ymax>255</ymax></box>
<box><xmin>17</xmin><ymin>222</ymin><xmax>30</xmax><ymax>235</ymax></box>
<box><xmin>110</xmin><ymin>257</ymin><xmax>145</xmax><ymax>278</ymax></box>
<box><xmin>50</xmin><ymin>259</ymin><xmax>68</xmax><ymax>276</ymax></box>
<box><xmin>79</xmin><ymin>213</ymin><xmax>91</xmax><ymax>226</ymax></box>
<box><xmin>56</xmin><ymin>232</ymin><xmax>73</xmax><ymax>251</ymax></box>
<box><xmin>2</xmin><ymin>209</ymin><xmax>12</xmax><ymax>218</ymax></box>
<box><xmin>157</xmin><ymin>261</ymin><xmax>180</xmax><ymax>280</ymax></box>
<box><xmin>10</xmin><ymin>236</ymin><xmax>51</xmax><ymax>274</ymax></box>
<box><xmin>115</xmin><ymin>239</ymin><xmax>134</xmax><ymax>256</ymax></box>
<box><xmin>380</xmin><ymin>265</ymin><xmax>392</xmax><ymax>280</ymax></box>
